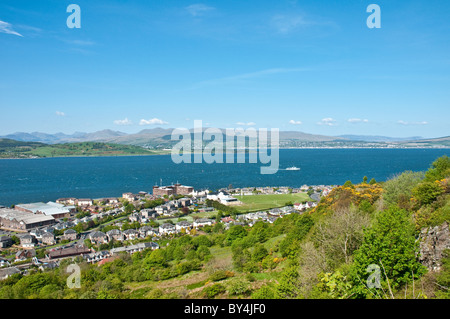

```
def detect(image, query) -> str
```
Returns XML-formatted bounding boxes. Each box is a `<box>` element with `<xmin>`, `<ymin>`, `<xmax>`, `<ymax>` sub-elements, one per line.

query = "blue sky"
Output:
<box><xmin>0</xmin><ymin>0</ymin><xmax>449</xmax><ymax>138</ymax></box>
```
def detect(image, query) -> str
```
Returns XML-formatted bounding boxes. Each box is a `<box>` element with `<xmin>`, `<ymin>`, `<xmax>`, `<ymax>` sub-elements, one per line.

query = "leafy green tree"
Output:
<box><xmin>425</xmin><ymin>155</ymin><xmax>450</xmax><ymax>181</ymax></box>
<box><xmin>412</xmin><ymin>181</ymin><xmax>444</xmax><ymax>206</ymax></box>
<box><xmin>343</xmin><ymin>180</ymin><xmax>354</xmax><ymax>188</ymax></box>
<box><xmin>363</xmin><ymin>176</ymin><xmax>368</xmax><ymax>184</ymax></box>
<box><xmin>193</xmin><ymin>235</ymin><xmax>212</xmax><ymax>247</ymax></box>
<box><xmin>350</xmin><ymin>206</ymin><xmax>426</xmax><ymax>297</ymax></box>
<box><xmin>276</xmin><ymin>266</ymin><xmax>300</xmax><ymax>298</ymax></box>
<box><xmin>383</xmin><ymin>171</ymin><xmax>424</xmax><ymax>208</ymax></box>
<box><xmin>369</xmin><ymin>178</ymin><xmax>377</xmax><ymax>185</ymax></box>
<box><xmin>225</xmin><ymin>225</ymin><xmax>247</xmax><ymax>246</ymax></box>
<box><xmin>252</xmin><ymin>244</ymin><xmax>269</xmax><ymax>262</ymax></box>
<box><xmin>143</xmin><ymin>249</ymin><xmax>167</xmax><ymax>269</ymax></box>
<box><xmin>249</xmin><ymin>221</ymin><xmax>270</xmax><ymax>243</ymax></box>
<box><xmin>124</xmin><ymin>203</ymin><xmax>135</xmax><ymax>214</ymax></box>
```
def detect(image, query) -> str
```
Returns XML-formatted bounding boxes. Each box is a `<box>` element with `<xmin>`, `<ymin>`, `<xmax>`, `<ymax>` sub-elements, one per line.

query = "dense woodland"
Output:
<box><xmin>0</xmin><ymin>156</ymin><xmax>449</xmax><ymax>299</ymax></box>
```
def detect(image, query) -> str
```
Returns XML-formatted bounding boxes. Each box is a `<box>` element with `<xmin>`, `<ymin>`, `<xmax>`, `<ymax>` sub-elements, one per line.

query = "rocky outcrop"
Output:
<box><xmin>418</xmin><ymin>222</ymin><xmax>450</xmax><ymax>271</ymax></box>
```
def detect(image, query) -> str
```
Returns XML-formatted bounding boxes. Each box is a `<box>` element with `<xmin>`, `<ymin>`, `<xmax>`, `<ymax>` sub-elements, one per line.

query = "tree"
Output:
<box><xmin>143</xmin><ymin>249</ymin><xmax>167</xmax><ymax>269</ymax></box>
<box><xmin>225</xmin><ymin>225</ymin><xmax>247</xmax><ymax>246</ymax></box>
<box><xmin>313</xmin><ymin>207</ymin><xmax>370</xmax><ymax>268</ymax></box>
<box><xmin>412</xmin><ymin>181</ymin><xmax>444</xmax><ymax>206</ymax></box>
<box><xmin>350</xmin><ymin>206</ymin><xmax>426</xmax><ymax>297</ymax></box>
<box><xmin>125</xmin><ymin>203</ymin><xmax>135</xmax><ymax>214</ymax></box>
<box><xmin>369</xmin><ymin>178</ymin><xmax>377</xmax><ymax>185</ymax></box>
<box><xmin>252</xmin><ymin>244</ymin><xmax>269</xmax><ymax>262</ymax></box>
<box><xmin>382</xmin><ymin>171</ymin><xmax>424</xmax><ymax>209</ymax></box>
<box><xmin>343</xmin><ymin>180</ymin><xmax>354</xmax><ymax>188</ymax></box>
<box><xmin>363</xmin><ymin>176</ymin><xmax>368</xmax><ymax>184</ymax></box>
<box><xmin>425</xmin><ymin>155</ymin><xmax>450</xmax><ymax>181</ymax></box>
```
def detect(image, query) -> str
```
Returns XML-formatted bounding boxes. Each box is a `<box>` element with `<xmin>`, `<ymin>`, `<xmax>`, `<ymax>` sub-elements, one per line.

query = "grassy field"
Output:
<box><xmin>234</xmin><ymin>193</ymin><xmax>312</xmax><ymax>212</ymax></box>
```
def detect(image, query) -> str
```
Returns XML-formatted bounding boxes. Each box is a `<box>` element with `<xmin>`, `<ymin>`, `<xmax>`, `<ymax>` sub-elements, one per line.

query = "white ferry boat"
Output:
<box><xmin>286</xmin><ymin>166</ymin><xmax>300</xmax><ymax>171</ymax></box>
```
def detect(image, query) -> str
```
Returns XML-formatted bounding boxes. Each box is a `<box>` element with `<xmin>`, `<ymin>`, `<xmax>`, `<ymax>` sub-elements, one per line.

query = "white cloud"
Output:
<box><xmin>185</xmin><ymin>3</ymin><xmax>215</xmax><ymax>17</ymax></box>
<box><xmin>190</xmin><ymin>67</ymin><xmax>308</xmax><ymax>89</ymax></box>
<box><xmin>236</xmin><ymin>122</ymin><xmax>256</xmax><ymax>126</ymax></box>
<box><xmin>114</xmin><ymin>118</ymin><xmax>133</xmax><ymax>126</ymax></box>
<box><xmin>317</xmin><ymin>118</ymin><xmax>337</xmax><ymax>126</ymax></box>
<box><xmin>271</xmin><ymin>14</ymin><xmax>308</xmax><ymax>34</ymax></box>
<box><xmin>55</xmin><ymin>111</ymin><xmax>65</xmax><ymax>117</ymax></box>
<box><xmin>289</xmin><ymin>120</ymin><xmax>302</xmax><ymax>125</ymax></box>
<box><xmin>0</xmin><ymin>20</ymin><xmax>23</xmax><ymax>37</ymax></box>
<box><xmin>348</xmin><ymin>118</ymin><xmax>369</xmax><ymax>123</ymax></box>
<box><xmin>139</xmin><ymin>118</ymin><xmax>169</xmax><ymax>125</ymax></box>
<box><xmin>397</xmin><ymin>120</ymin><xmax>428</xmax><ymax>126</ymax></box>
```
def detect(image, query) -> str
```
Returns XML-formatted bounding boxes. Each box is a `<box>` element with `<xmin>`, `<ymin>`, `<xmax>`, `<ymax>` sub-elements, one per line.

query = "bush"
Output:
<box><xmin>412</xmin><ymin>181</ymin><xmax>444</xmax><ymax>206</ymax></box>
<box><xmin>383</xmin><ymin>171</ymin><xmax>424</xmax><ymax>208</ymax></box>
<box><xmin>208</xmin><ymin>270</ymin><xmax>229</xmax><ymax>282</ymax></box>
<box><xmin>203</xmin><ymin>283</ymin><xmax>226</xmax><ymax>299</ymax></box>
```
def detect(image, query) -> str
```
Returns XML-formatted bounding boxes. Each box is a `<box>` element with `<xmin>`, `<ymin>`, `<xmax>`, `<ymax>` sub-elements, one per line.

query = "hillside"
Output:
<box><xmin>1</xmin><ymin>156</ymin><xmax>448</xmax><ymax>300</ymax></box>
<box><xmin>0</xmin><ymin>139</ymin><xmax>168</xmax><ymax>158</ymax></box>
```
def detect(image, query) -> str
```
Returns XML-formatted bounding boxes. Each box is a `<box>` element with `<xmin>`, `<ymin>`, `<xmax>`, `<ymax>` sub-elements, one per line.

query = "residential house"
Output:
<box><xmin>193</xmin><ymin>218</ymin><xmax>214</xmax><ymax>228</ymax></box>
<box><xmin>179</xmin><ymin>198</ymin><xmax>192</xmax><ymax>207</ymax></box>
<box><xmin>138</xmin><ymin>226</ymin><xmax>154</xmax><ymax>238</ymax></box>
<box><xmin>140</xmin><ymin>209</ymin><xmax>157</xmax><ymax>219</ymax></box>
<box><xmin>175</xmin><ymin>221</ymin><xmax>192</xmax><ymax>233</ymax></box>
<box><xmin>15</xmin><ymin>249</ymin><xmax>35</xmax><ymax>262</ymax></box>
<box><xmin>159</xmin><ymin>223</ymin><xmax>176</xmax><ymax>235</ymax></box>
<box><xmin>63</xmin><ymin>229</ymin><xmax>78</xmax><ymax>241</ymax></box>
<box><xmin>19</xmin><ymin>234</ymin><xmax>35</xmax><ymax>248</ymax></box>
<box><xmin>123</xmin><ymin>229</ymin><xmax>139</xmax><ymax>241</ymax></box>
<box><xmin>128</xmin><ymin>213</ymin><xmax>141</xmax><ymax>223</ymax></box>
<box><xmin>84</xmin><ymin>250</ymin><xmax>111</xmax><ymax>263</ymax></box>
<box><xmin>56</xmin><ymin>198</ymin><xmax>77</xmax><ymax>205</ymax></box>
<box><xmin>110</xmin><ymin>242</ymin><xmax>159</xmax><ymax>255</ymax></box>
<box><xmin>88</xmin><ymin>231</ymin><xmax>108</xmax><ymax>244</ymax></box>
<box><xmin>106</xmin><ymin>229</ymin><xmax>124</xmax><ymax>242</ymax></box>
<box><xmin>41</xmin><ymin>232</ymin><xmax>55</xmax><ymax>245</ymax></box>
<box><xmin>0</xmin><ymin>267</ymin><xmax>21</xmax><ymax>281</ymax></box>
<box><xmin>77</xmin><ymin>199</ymin><xmax>93</xmax><ymax>206</ymax></box>
<box><xmin>122</xmin><ymin>193</ymin><xmax>136</xmax><ymax>201</ymax></box>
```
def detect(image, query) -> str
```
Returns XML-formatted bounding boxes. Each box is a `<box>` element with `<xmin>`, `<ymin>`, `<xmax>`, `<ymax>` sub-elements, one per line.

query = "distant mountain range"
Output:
<box><xmin>1</xmin><ymin>129</ymin><xmax>449</xmax><ymax>149</ymax></box>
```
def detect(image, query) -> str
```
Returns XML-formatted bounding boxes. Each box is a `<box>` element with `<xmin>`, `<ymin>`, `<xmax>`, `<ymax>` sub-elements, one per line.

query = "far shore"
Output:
<box><xmin>1</xmin><ymin>146</ymin><xmax>449</xmax><ymax>160</ymax></box>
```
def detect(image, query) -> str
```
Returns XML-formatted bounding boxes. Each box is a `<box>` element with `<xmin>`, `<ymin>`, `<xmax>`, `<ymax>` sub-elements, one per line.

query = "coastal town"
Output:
<box><xmin>0</xmin><ymin>183</ymin><xmax>333</xmax><ymax>280</ymax></box>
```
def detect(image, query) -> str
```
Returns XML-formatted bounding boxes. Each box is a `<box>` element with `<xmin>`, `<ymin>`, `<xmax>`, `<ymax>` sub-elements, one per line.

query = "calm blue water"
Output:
<box><xmin>0</xmin><ymin>149</ymin><xmax>448</xmax><ymax>207</ymax></box>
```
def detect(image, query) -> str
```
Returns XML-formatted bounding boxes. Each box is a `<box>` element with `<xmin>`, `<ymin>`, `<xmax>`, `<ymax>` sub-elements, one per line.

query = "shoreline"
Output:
<box><xmin>1</xmin><ymin>146</ymin><xmax>449</xmax><ymax>160</ymax></box>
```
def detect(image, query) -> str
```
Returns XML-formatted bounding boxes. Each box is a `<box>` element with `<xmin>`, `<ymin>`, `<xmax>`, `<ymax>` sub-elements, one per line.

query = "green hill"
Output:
<box><xmin>0</xmin><ymin>138</ymin><xmax>169</xmax><ymax>158</ymax></box>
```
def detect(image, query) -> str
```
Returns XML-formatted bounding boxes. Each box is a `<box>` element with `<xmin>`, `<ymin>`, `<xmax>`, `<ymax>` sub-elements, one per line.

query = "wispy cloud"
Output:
<box><xmin>190</xmin><ymin>67</ymin><xmax>308</xmax><ymax>89</ymax></box>
<box><xmin>289</xmin><ymin>120</ymin><xmax>302</xmax><ymax>125</ymax></box>
<box><xmin>397</xmin><ymin>120</ymin><xmax>428</xmax><ymax>126</ymax></box>
<box><xmin>114</xmin><ymin>118</ymin><xmax>133</xmax><ymax>126</ymax></box>
<box><xmin>185</xmin><ymin>3</ymin><xmax>215</xmax><ymax>17</ymax></box>
<box><xmin>55</xmin><ymin>111</ymin><xmax>66</xmax><ymax>117</ymax></box>
<box><xmin>0</xmin><ymin>20</ymin><xmax>23</xmax><ymax>37</ymax></box>
<box><xmin>348</xmin><ymin>118</ymin><xmax>369</xmax><ymax>123</ymax></box>
<box><xmin>270</xmin><ymin>14</ymin><xmax>309</xmax><ymax>34</ymax></box>
<box><xmin>317</xmin><ymin>118</ymin><xmax>337</xmax><ymax>126</ymax></box>
<box><xmin>139</xmin><ymin>118</ymin><xmax>169</xmax><ymax>125</ymax></box>
<box><xmin>236</xmin><ymin>122</ymin><xmax>256</xmax><ymax>126</ymax></box>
